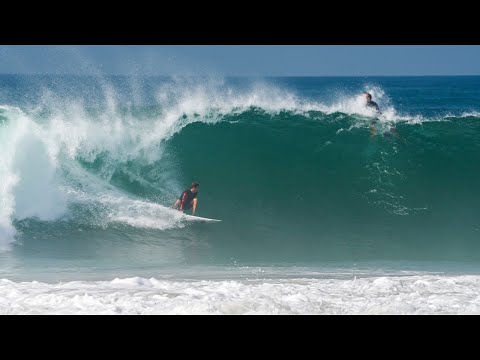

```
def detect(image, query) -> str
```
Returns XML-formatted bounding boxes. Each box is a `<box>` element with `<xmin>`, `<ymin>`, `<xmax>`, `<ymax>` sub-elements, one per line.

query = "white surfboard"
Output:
<box><xmin>183</xmin><ymin>214</ymin><xmax>222</xmax><ymax>222</ymax></box>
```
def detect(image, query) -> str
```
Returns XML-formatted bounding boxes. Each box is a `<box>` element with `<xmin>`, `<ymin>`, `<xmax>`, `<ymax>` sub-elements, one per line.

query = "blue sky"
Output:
<box><xmin>0</xmin><ymin>46</ymin><xmax>479</xmax><ymax>76</ymax></box>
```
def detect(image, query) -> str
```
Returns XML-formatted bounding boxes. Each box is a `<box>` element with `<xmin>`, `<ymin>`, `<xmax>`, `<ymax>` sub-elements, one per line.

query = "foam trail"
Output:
<box><xmin>69</xmin><ymin>189</ymin><xmax>194</xmax><ymax>230</ymax></box>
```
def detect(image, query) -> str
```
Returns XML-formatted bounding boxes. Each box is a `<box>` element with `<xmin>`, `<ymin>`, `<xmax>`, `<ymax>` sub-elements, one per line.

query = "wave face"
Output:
<box><xmin>1</xmin><ymin>75</ymin><xmax>480</xmax><ymax>272</ymax></box>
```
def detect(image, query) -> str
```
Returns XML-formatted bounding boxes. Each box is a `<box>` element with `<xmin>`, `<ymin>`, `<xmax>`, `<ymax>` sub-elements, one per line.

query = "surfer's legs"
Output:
<box><xmin>191</xmin><ymin>198</ymin><xmax>198</xmax><ymax>216</ymax></box>
<box><xmin>181</xmin><ymin>199</ymin><xmax>196</xmax><ymax>211</ymax></box>
<box><xmin>173</xmin><ymin>198</ymin><xmax>197</xmax><ymax>214</ymax></box>
<box><xmin>369</xmin><ymin>119</ymin><xmax>378</xmax><ymax>137</ymax></box>
<box><xmin>173</xmin><ymin>199</ymin><xmax>181</xmax><ymax>209</ymax></box>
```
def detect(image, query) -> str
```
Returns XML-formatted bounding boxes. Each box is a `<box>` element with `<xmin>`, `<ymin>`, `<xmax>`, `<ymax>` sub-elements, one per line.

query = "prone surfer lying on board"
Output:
<box><xmin>172</xmin><ymin>182</ymin><xmax>199</xmax><ymax>216</ymax></box>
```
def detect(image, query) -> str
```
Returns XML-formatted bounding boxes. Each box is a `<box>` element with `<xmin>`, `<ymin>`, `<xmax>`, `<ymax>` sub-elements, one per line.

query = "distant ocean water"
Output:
<box><xmin>1</xmin><ymin>75</ymin><xmax>479</xmax><ymax>314</ymax></box>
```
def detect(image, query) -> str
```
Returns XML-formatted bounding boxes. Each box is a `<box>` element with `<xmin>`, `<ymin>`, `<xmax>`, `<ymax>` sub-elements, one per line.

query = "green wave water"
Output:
<box><xmin>1</xmin><ymin>76</ymin><xmax>480</xmax><ymax>280</ymax></box>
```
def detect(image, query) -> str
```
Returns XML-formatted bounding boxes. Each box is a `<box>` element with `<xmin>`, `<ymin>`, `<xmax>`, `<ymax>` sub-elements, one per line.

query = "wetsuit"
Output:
<box><xmin>366</xmin><ymin>100</ymin><xmax>381</xmax><ymax>113</ymax></box>
<box><xmin>367</xmin><ymin>100</ymin><xmax>381</xmax><ymax>124</ymax></box>
<box><xmin>179</xmin><ymin>189</ymin><xmax>197</xmax><ymax>211</ymax></box>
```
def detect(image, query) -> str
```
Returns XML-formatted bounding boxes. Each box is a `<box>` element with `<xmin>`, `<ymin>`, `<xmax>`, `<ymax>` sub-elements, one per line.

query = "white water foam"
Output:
<box><xmin>459</xmin><ymin>111</ymin><xmax>480</xmax><ymax>118</ymax></box>
<box><xmin>57</xmin><ymin>159</ymin><xmax>199</xmax><ymax>230</ymax></box>
<box><xmin>0</xmin><ymin>106</ymin><xmax>67</xmax><ymax>249</ymax></box>
<box><xmin>2</xmin><ymin>274</ymin><xmax>480</xmax><ymax>314</ymax></box>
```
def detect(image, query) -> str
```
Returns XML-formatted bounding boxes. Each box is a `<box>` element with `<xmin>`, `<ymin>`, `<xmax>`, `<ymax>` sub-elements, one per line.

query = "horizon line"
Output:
<box><xmin>1</xmin><ymin>73</ymin><xmax>480</xmax><ymax>77</ymax></box>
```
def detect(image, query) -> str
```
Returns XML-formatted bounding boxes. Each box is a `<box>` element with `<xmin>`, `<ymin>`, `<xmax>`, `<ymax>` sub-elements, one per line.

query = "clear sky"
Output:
<box><xmin>1</xmin><ymin>46</ymin><xmax>479</xmax><ymax>76</ymax></box>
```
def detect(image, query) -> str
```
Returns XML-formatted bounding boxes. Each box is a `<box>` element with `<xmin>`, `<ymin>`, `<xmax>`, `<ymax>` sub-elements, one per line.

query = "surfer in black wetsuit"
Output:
<box><xmin>173</xmin><ymin>182</ymin><xmax>199</xmax><ymax>215</ymax></box>
<box><xmin>363</xmin><ymin>92</ymin><xmax>382</xmax><ymax>136</ymax></box>
<box><xmin>363</xmin><ymin>92</ymin><xmax>401</xmax><ymax>140</ymax></box>
<box><xmin>364</xmin><ymin>92</ymin><xmax>381</xmax><ymax>114</ymax></box>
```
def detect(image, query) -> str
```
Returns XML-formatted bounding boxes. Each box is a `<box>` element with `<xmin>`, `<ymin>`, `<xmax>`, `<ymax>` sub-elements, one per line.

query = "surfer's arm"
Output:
<box><xmin>192</xmin><ymin>198</ymin><xmax>198</xmax><ymax>216</ymax></box>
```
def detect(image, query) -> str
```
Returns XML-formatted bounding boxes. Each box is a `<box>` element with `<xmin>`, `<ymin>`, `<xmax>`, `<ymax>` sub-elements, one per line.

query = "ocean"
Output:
<box><xmin>1</xmin><ymin>75</ymin><xmax>480</xmax><ymax>314</ymax></box>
